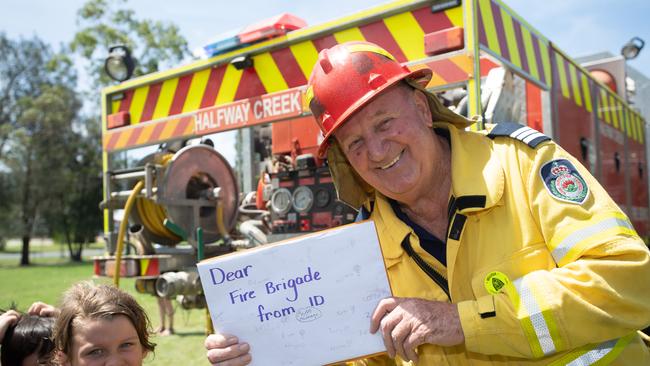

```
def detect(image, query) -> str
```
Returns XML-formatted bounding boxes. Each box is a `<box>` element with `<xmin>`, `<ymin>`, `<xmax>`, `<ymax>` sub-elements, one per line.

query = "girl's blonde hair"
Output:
<box><xmin>53</xmin><ymin>282</ymin><xmax>156</xmax><ymax>356</ymax></box>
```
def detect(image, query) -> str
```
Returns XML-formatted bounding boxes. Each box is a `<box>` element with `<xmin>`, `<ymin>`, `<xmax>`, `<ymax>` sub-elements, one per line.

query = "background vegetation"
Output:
<box><xmin>0</xmin><ymin>0</ymin><xmax>189</xmax><ymax>265</ymax></box>
<box><xmin>0</xmin><ymin>1</ymin><xmax>207</xmax><ymax>363</ymax></box>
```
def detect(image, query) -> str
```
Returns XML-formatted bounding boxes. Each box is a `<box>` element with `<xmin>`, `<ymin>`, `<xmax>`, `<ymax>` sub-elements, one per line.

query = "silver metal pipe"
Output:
<box><xmin>112</xmin><ymin>170</ymin><xmax>147</xmax><ymax>180</ymax></box>
<box><xmin>110</xmin><ymin>187</ymin><xmax>157</xmax><ymax>199</ymax></box>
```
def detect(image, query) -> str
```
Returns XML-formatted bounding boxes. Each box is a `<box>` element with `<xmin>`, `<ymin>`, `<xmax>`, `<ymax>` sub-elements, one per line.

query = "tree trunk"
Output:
<box><xmin>72</xmin><ymin>240</ymin><xmax>85</xmax><ymax>262</ymax></box>
<box><xmin>69</xmin><ymin>238</ymin><xmax>82</xmax><ymax>262</ymax></box>
<box><xmin>61</xmin><ymin>211</ymin><xmax>82</xmax><ymax>262</ymax></box>
<box><xmin>19</xmin><ymin>144</ymin><xmax>34</xmax><ymax>266</ymax></box>
<box><xmin>70</xmin><ymin>245</ymin><xmax>82</xmax><ymax>262</ymax></box>
<box><xmin>20</xmin><ymin>235</ymin><xmax>30</xmax><ymax>266</ymax></box>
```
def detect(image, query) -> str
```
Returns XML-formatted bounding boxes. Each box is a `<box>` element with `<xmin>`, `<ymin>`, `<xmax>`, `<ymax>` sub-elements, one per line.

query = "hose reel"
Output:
<box><xmin>127</xmin><ymin>144</ymin><xmax>239</xmax><ymax>248</ymax></box>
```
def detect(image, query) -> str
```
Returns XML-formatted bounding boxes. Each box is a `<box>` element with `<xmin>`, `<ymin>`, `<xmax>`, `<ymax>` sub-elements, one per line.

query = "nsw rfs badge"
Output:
<box><xmin>540</xmin><ymin>159</ymin><xmax>589</xmax><ymax>204</ymax></box>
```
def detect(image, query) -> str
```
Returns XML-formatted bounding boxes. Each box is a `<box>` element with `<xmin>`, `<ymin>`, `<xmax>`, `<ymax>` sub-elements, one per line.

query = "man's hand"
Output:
<box><xmin>0</xmin><ymin>310</ymin><xmax>20</xmax><ymax>343</ymax></box>
<box><xmin>28</xmin><ymin>301</ymin><xmax>60</xmax><ymax>317</ymax></box>
<box><xmin>370</xmin><ymin>297</ymin><xmax>464</xmax><ymax>363</ymax></box>
<box><xmin>205</xmin><ymin>333</ymin><xmax>251</xmax><ymax>365</ymax></box>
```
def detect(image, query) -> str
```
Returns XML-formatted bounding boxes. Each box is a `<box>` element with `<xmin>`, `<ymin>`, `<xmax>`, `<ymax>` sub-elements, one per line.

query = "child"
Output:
<box><xmin>1</xmin><ymin>309</ymin><xmax>55</xmax><ymax>366</ymax></box>
<box><xmin>52</xmin><ymin>282</ymin><xmax>156</xmax><ymax>366</ymax></box>
<box><xmin>155</xmin><ymin>296</ymin><xmax>175</xmax><ymax>336</ymax></box>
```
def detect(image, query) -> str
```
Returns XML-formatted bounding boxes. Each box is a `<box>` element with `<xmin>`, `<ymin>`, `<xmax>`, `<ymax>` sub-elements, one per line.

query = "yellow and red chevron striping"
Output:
<box><xmin>553</xmin><ymin>50</ymin><xmax>594</xmax><ymax>114</ymax></box>
<box><xmin>477</xmin><ymin>0</ymin><xmax>551</xmax><ymax>88</ymax></box>
<box><xmin>109</xmin><ymin>4</ymin><xmax>462</xmax><ymax>127</ymax></box>
<box><xmin>104</xmin><ymin>115</ymin><xmax>194</xmax><ymax>152</ymax></box>
<box><xmin>411</xmin><ymin>55</ymin><xmax>499</xmax><ymax>88</ymax></box>
<box><xmin>594</xmin><ymin>81</ymin><xmax>642</xmax><ymax>139</ymax></box>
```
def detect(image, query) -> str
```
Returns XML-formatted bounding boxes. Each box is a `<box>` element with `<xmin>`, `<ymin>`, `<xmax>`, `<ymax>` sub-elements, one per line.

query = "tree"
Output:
<box><xmin>1</xmin><ymin>37</ymin><xmax>81</xmax><ymax>265</ymax></box>
<box><xmin>71</xmin><ymin>0</ymin><xmax>190</xmax><ymax>89</ymax></box>
<box><xmin>43</xmin><ymin>115</ymin><xmax>103</xmax><ymax>261</ymax></box>
<box><xmin>0</xmin><ymin>34</ymin><xmax>59</xmax><ymax>162</ymax></box>
<box><xmin>6</xmin><ymin>84</ymin><xmax>81</xmax><ymax>265</ymax></box>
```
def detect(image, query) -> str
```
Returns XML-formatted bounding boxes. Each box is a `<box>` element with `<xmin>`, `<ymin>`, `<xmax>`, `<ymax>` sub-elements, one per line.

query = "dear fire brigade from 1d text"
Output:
<box><xmin>208</xmin><ymin>264</ymin><xmax>324</xmax><ymax>323</ymax></box>
<box><xmin>194</xmin><ymin>90</ymin><xmax>301</xmax><ymax>133</ymax></box>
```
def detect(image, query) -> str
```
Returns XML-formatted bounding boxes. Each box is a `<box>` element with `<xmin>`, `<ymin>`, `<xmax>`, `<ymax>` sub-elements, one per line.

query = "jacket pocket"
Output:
<box><xmin>470</xmin><ymin>243</ymin><xmax>556</xmax><ymax>298</ymax></box>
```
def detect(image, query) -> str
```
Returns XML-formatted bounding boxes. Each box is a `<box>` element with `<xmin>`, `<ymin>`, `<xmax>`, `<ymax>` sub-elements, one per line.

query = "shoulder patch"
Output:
<box><xmin>540</xmin><ymin>159</ymin><xmax>589</xmax><ymax>204</ymax></box>
<box><xmin>488</xmin><ymin>122</ymin><xmax>551</xmax><ymax>148</ymax></box>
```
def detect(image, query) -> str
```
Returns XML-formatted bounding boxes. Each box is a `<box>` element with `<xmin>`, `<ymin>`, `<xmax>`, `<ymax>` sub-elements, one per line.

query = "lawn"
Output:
<box><xmin>0</xmin><ymin>257</ymin><xmax>208</xmax><ymax>365</ymax></box>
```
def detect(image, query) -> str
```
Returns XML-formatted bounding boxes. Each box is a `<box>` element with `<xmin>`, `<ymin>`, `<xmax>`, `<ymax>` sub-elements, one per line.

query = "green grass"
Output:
<box><xmin>0</xmin><ymin>257</ymin><xmax>207</xmax><ymax>365</ymax></box>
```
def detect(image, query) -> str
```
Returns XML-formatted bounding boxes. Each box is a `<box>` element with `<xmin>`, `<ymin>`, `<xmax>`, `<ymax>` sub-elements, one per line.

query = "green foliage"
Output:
<box><xmin>71</xmin><ymin>0</ymin><xmax>190</xmax><ymax>87</ymax></box>
<box><xmin>0</xmin><ymin>34</ymin><xmax>69</xmax><ymax>161</ymax></box>
<box><xmin>42</xmin><ymin>114</ymin><xmax>104</xmax><ymax>260</ymax></box>
<box><xmin>0</xmin><ymin>1</ymin><xmax>191</xmax><ymax>265</ymax></box>
<box><xmin>0</xmin><ymin>33</ymin><xmax>105</xmax><ymax>266</ymax></box>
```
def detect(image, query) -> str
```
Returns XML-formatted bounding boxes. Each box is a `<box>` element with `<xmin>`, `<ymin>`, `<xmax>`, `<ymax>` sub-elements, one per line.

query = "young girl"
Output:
<box><xmin>1</xmin><ymin>310</ymin><xmax>55</xmax><ymax>366</ymax></box>
<box><xmin>52</xmin><ymin>282</ymin><xmax>156</xmax><ymax>366</ymax></box>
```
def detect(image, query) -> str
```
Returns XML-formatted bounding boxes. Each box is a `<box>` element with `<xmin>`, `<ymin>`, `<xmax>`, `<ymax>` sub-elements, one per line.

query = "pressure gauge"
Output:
<box><xmin>270</xmin><ymin>188</ymin><xmax>292</xmax><ymax>215</ymax></box>
<box><xmin>314</xmin><ymin>189</ymin><xmax>331</xmax><ymax>208</ymax></box>
<box><xmin>292</xmin><ymin>186</ymin><xmax>314</xmax><ymax>213</ymax></box>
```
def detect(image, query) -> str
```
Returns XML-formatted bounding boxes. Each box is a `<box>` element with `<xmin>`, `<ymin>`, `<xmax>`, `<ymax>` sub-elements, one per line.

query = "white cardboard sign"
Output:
<box><xmin>197</xmin><ymin>221</ymin><xmax>391</xmax><ymax>366</ymax></box>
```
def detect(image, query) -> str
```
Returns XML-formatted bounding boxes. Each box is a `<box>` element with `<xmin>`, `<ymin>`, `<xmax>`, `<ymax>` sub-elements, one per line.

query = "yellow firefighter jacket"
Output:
<box><xmin>331</xmin><ymin>121</ymin><xmax>650</xmax><ymax>365</ymax></box>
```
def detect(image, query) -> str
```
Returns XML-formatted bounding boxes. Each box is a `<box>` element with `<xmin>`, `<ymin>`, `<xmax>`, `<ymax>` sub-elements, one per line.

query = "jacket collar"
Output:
<box><xmin>372</xmin><ymin>193</ymin><xmax>412</xmax><ymax>261</ymax></box>
<box><xmin>440</xmin><ymin>122</ymin><xmax>504</xmax><ymax>214</ymax></box>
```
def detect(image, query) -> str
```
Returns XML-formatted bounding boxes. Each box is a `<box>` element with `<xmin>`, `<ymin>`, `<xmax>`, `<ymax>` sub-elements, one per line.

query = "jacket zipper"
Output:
<box><xmin>399</xmin><ymin>195</ymin><xmax>458</xmax><ymax>301</ymax></box>
<box><xmin>401</xmin><ymin>236</ymin><xmax>451</xmax><ymax>301</ymax></box>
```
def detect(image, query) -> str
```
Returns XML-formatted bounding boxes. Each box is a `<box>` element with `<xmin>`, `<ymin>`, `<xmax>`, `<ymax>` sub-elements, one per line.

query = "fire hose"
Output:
<box><xmin>113</xmin><ymin>180</ymin><xmax>143</xmax><ymax>287</ymax></box>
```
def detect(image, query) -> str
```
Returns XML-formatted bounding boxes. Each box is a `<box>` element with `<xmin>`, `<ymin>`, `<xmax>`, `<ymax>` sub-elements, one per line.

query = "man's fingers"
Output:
<box><xmin>379</xmin><ymin>312</ymin><xmax>402</xmax><ymax>358</ymax></box>
<box><xmin>391</xmin><ymin>321</ymin><xmax>411</xmax><ymax>361</ymax></box>
<box><xmin>206</xmin><ymin>342</ymin><xmax>250</xmax><ymax>364</ymax></box>
<box><xmin>205</xmin><ymin>334</ymin><xmax>239</xmax><ymax>349</ymax></box>
<box><xmin>209</xmin><ymin>352</ymin><xmax>252</xmax><ymax>366</ymax></box>
<box><xmin>404</xmin><ymin>332</ymin><xmax>421</xmax><ymax>363</ymax></box>
<box><xmin>370</xmin><ymin>297</ymin><xmax>399</xmax><ymax>333</ymax></box>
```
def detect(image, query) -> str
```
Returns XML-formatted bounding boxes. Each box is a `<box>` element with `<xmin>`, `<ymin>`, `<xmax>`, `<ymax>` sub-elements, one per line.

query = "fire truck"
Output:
<box><xmin>96</xmin><ymin>0</ymin><xmax>648</xmax><ymax>310</ymax></box>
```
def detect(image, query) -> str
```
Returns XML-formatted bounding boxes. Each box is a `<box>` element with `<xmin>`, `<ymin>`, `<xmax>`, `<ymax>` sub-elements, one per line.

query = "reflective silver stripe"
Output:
<box><xmin>523</xmin><ymin>132</ymin><xmax>546</xmax><ymax>144</ymax></box>
<box><xmin>566</xmin><ymin>338</ymin><xmax>618</xmax><ymax>366</ymax></box>
<box><xmin>516</xmin><ymin>129</ymin><xmax>538</xmax><ymax>141</ymax></box>
<box><xmin>513</xmin><ymin>277</ymin><xmax>556</xmax><ymax>355</ymax></box>
<box><xmin>513</xmin><ymin>128</ymin><xmax>536</xmax><ymax>140</ymax></box>
<box><xmin>552</xmin><ymin>217</ymin><xmax>634</xmax><ymax>264</ymax></box>
<box><xmin>510</xmin><ymin>126</ymin><xmax>530</xmax><ymax>138</ymax></box>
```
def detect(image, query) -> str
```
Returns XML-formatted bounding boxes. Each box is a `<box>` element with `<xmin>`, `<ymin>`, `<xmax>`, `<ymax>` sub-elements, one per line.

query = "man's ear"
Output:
<box><xmin>412</xmin><ymin>88</ymin><xmax>433</xmax><ymax>127</ymax></box>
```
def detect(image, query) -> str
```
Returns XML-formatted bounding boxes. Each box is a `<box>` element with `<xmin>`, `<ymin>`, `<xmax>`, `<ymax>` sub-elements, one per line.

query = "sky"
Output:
<box><xmin>1</xmin><ymin>0</ymin><xmax>648</xmax><ymax>185</ymax></box>
<box><xmin>2</xmin><ymin>0</ymin><xmax>649</xmax><ymax>76</ymax></box>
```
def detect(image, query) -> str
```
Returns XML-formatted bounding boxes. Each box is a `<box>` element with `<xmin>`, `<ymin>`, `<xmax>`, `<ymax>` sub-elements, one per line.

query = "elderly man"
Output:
<box><xmin>206</xmin><ymin>41</ymin><xmax>650</xmax><ymax>365</ymax></box>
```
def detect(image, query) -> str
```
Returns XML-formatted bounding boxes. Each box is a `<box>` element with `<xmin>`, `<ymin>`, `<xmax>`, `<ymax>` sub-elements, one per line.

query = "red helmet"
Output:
<box><xmin>306</xmin><ymin>41</ymin><xmax>432</xmax><ymax>158</ymax></box>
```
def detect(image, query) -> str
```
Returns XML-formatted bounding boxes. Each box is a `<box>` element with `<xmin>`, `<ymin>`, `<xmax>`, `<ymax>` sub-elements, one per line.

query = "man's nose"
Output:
<box><xmin>366</xmin><ymin>136</ymin><xmax>388</xmax><ymax>162</ymax></box>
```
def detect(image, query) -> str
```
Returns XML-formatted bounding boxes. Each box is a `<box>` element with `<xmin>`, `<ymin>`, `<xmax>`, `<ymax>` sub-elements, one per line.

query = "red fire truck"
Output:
<box><xmin>96</xmin><ymin>0</ymin><xmax>648</xmax><ymax>309</ymax></box>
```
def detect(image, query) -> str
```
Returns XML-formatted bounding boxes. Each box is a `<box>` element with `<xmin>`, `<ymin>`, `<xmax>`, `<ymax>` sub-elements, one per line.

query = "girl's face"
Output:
<box><xmin>61</xmin><ymin>315</ymin><xmax>146</xmax><ymax>366</ymax></box>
